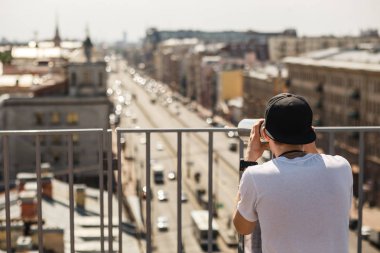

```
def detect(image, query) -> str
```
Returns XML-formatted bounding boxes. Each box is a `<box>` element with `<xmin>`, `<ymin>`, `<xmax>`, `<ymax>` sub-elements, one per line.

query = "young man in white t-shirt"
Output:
<box><xmin>233</xmin><ymin>93</ymin><xmax>353</xmax><ymax>253</ymax></box>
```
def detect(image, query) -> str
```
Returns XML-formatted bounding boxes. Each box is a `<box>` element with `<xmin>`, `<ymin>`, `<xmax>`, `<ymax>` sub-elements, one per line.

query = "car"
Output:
<box><xmin>167</xmin><ymin>171</ymin><xmax>176</xmax><ymax>180</ymax></box>
<box><xmin>226</xmin><ymin>130</ymin><xmax>239</xmax><ymax>138</ymax></box>
<box><xmin>157</xmin><ymin>189</ymin><xmax>168</xmax><ymax>201</ymax></box>
<box><xmin>120</xmin><ymin>137</ymin><xmax>126</xmax><ymax>150</ymax></box>
<box><xmin>139</xmin><ymin>137</ymin><xmax>146</xmax><ymax>145</ymax></box>
<box><xmin>156</xmin><ymin>142</ymin><xmax>164</xmax><ymax>151</ymax></box>
<box><xmin>360</xmin><ymin>226</ymin><xmax>372</xmax><ymax>240</ymax></box>
<box><xmin>141</xmin><ymin>186</ymin><xmax>153</xmax><ymax>200</ymax></box>
<box><xmin>156</xmin><ymin>216</ymin><xmax>169</xmax><ymax>231</ymax></box>
<box><xmin>181</xmin><ymin>191</ymin><xmax>188</xmax><ymax>203</ymax></box>
<box><xmin>229</xmin><ymin>142</ymin><xmax>238</xmax><ymax>152</ymax></box>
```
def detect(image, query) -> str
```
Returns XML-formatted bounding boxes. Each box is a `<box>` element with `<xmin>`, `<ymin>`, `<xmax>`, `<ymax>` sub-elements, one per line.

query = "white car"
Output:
<box><xmin>139</xmin><ymin>137</ymin><xmax>146</xmax><ymax>145</ymax></box>
<box><xmin>181</xmin><ymin>191</ymin><xmax>188</xmax><ymax>203</ymax></box>
<box><xmin>156</xmin><ymin>142</ymin><xmax>164</xmax><ymax>151</ymax></box>
<box><xmin>157</xmin><ymin>190</ymin><xmax>168</xmax><ymax>201</ymax></box>
<box><xmin>157</xmin><ymin>216</ymin><xmax>169</xmax><ymax>231</ymax></box>
<box><xmin>167</xmin><ymin>171</ymin><xmax>176</xmax><ymax>180</ymax></box>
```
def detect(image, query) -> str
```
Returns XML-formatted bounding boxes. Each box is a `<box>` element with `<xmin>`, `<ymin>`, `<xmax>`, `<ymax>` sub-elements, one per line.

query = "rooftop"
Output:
<box><xmin>284</xmin><ymin>46</ymin><xmax>380</xmax><ymax>72</ymax></box>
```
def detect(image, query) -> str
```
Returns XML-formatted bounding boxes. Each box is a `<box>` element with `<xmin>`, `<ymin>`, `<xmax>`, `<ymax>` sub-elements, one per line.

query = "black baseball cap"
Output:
<box><xmin>264</xmin><ymin>93</ymin><xmax>316</xmax><ymax>144</ymax></box>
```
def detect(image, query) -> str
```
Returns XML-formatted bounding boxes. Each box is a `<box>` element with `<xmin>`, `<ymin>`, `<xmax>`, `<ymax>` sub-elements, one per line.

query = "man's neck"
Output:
<box><xmin>274</xmin><ymin>144</ymin><xmax>304</xmax><ymax>158</ymax></box>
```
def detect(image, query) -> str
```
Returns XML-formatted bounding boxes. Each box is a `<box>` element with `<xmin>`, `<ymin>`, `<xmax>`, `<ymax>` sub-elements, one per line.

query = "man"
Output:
<box><xmin>233</xmin><ymin>93</ymin><xmax>353</xmax><ymax>253</ymax></box>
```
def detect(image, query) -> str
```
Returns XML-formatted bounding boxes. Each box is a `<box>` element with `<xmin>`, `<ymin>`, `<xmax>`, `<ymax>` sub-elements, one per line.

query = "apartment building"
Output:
<box><xmin>0</xmin><ymin>29</ymin><xmax>111</xmax><ymax>182</ymax></box>
<box><xmin>284</xmin><ymin>46</ymin><xmax>380</xmax><ymax>205</ymax></box>
<box><xmin>242</xmin><ymin>65</ymin><xmax>288</xmax><ymax>119</ymax></box>
<box><xmin>269</xmin><ymin>35</ymin><xmax>380</xmax><ymax>62</ymax></box>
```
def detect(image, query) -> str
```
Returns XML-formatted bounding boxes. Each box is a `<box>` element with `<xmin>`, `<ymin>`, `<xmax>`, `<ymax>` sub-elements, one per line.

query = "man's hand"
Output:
<box><xmin>245</xmin><ymin>119</ymin><xmax>268</xmax><ymax>161</ymax></box>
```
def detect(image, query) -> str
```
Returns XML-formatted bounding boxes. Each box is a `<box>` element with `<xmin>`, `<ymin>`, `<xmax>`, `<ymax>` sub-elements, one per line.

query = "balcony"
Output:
<box><xmin>1</xmin><ymin>127</ymin><xmax>380</xmax><ymax>253</ymax></box>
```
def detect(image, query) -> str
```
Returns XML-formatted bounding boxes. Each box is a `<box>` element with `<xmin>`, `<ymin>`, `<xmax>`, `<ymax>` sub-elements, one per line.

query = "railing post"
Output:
<box><xmin>107</xmin><ymin>130</ymin><xmax>113</xmax><ymax>253</ymax></box>
<box><xmin>177</xmin><ymin>131</ymin><xmax>182</xmax><ymax>253</ymax></box>
<box><xmin>67</xmin><ymin>134</ymin><xmax>75</xmax><ymax>253</ymax></box>
<box><xmin>2</xmin><ymin>135</ymin><xmax>11</xmax><ymax>253</ymax></box>
<box><xmin>116</xmin><ymin>130</ymin><xmax>123</xmax><ymax>253</ymax></box>
<box><xmin>146</xmin><ymin>132</ymin><xmax>152</xmax><ymax>253</ymax></box>
<box><xmin>357</xmin><ymin>131</ymin><xmax>365</xmax><ymax>253</ymax></box>
<box><xmin>99</xmin><ymin>130</ymin><xmax>105</xmax><ymax>253</ymax></box>
<box><xmin>35</xmin><ymin>135</ymin><xmax>44</xmax><ymax>253</ymax></box>
<box><xmin>208</xmin><ymin>131</ymin><xmax>214</xmax><ymax>253</ymax></box>
<box><xmin>238</xmin><ymin>139</ymin><xmax>245</xmax><ymax>253</ymax></box>
<box><xmin>328</xmin><ymin>132</ymin><xmax>335</xmax><ymax>155</ymax></box>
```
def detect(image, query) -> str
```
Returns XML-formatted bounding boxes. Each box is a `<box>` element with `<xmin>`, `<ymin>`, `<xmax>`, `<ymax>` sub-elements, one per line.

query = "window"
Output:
<box><xmin>71</xmin><ymin>72</ymin><xmax>77</xmax><ymax>86</ymax></box>
<box><xmin>51</xmin><ymin>112</ymin><xmax>61</xmax><ymax>125</ymax></box>
<box><xmin>83</xmin><ymin>71</ymin><xmax>90</xmax><ymax>84</ymax></box>
<box><xmin>73</xmin><ymin>152</ymin><xmax>80</xmax><ymax>166</ymax></box>
<box><xmin>72</xmin><ymin>134</ymin><xmax>79</xmax><ymax>145</ymax></box>
<box><xmin>52</xmin><ymin>152</ymin><xmax>61</xmax><ymax>164</ymax></box>
<box><xmin>66</xmin><ymin>112</ymin><xmax>79</xmax><ymax>125</ymax></box>
<box><xmin>34</xmin><ymin>112</ymin><xmax>44</xmax><ymax>125</ymax></box>
<box><xmin>52</xmin><ymin>135</ymin><xmax>62</xmax><ymax>145</ymax></box>
<box><xmin>98</xmin><ymin>72</ymin><xmax>103</xmax><ymax>87</ymax></box>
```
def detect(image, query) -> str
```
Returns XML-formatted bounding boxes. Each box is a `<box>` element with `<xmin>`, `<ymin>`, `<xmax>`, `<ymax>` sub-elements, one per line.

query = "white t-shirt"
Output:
<box><xmin>238</xmin><ymin>153</ymin><xmax>353</xmax><ymax>253</ymax></box>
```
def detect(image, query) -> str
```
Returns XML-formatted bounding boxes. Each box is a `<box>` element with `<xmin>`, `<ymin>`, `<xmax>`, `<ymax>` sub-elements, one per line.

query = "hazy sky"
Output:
<box><xmin>1</xmin><ymin>0</ymin><xmax>380</xmax><ymax>43</ymax></box>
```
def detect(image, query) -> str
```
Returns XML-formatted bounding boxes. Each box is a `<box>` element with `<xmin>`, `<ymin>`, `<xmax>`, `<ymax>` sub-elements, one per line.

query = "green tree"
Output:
<box><xmin>0</xmin><ymin>51</ymin><xmax>12</xmax><ymax>64</ymax></box>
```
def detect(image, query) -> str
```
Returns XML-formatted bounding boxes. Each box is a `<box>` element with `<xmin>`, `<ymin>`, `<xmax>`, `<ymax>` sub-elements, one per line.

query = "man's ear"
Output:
<box><xmin>262</xmin><ymin>127</ymin><xmax>271</xmax><ymax>142</ymax></box>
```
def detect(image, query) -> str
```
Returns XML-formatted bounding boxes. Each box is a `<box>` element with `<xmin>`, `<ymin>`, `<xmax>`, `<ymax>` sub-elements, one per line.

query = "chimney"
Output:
<box><xmin>41</xmin><ymin>173</ymin><xmax>53</xmax><ymax>199</ymax></box>
<box><xmin>19</xmin><ymin>189</ymin><xmax>37</xmax><ymax>221</ymax></box>
<box><xmin>30</xmin><ymin>226</ymin><xmax>64</xmax><ymax>253</ymax></box>
<box><xmin>75</xmin><ymin>184</ymin><xmax>86</xmax><ymax>209</ymax></box>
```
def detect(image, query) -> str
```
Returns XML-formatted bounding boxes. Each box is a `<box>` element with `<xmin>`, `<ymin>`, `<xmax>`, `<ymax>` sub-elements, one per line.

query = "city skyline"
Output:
<box><xmin>1</xmin><ymin>0</ymin><xmax>380</xmax><ymax>43</ymax></box>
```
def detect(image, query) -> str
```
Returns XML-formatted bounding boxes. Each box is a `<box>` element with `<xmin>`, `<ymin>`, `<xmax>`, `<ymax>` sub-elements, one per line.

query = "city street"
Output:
<box><xmin>108</xmin><ymin>59</ymin><xmax>238</xmax><ymax>252</ymax></box>
<box><xmin>108</xmin><ymin>58</ymin><xmax>380</xmax><ymax>253</ymax></box>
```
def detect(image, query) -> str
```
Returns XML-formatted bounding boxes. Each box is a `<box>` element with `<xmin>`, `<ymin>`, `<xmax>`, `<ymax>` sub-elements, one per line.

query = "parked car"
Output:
<box><xmin>167</xmin><ymin>171</ymin><xmax>176</xmax><ymax>180</ymax></box>
<box><xmin>181</xmin><ymin>191</ymin><xmax>188</xmax><ymax>203</ymax></box>
<box><xmin>229</xmin><ymin>142</ymin><xmax>238</xmax><ymax>152</ymax></box>
<box><xmin>142</xmin><ymin>186</ymin><xmax>153</xmax><ymax>200</ymax></box>
<box><xmin>156</xmin><ymin>142</ymin><xmax>164</xmax><ymax>151</ymax></box>
<box><xmin>157</xmin><ymin>189</ymin><xmax>168</xmax><ymax>201</ymax></box>
<box><xmin>157</xmin><ymin>216</ymin><xmax>169</xmax><ymax>231</ymax></box>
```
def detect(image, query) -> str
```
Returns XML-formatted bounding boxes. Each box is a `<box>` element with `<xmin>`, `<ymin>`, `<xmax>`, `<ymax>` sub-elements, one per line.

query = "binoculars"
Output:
<box><xmin>237</xmin><ymin>119</ymin><xmax>267</xmax><ymax>144</ymax></box>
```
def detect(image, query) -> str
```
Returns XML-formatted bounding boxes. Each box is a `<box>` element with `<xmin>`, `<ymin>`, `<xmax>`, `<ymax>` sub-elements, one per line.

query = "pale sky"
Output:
<box><xmin>1</xmin><ymin>0</ymin><xmax>380</xmax><ymax>43</ymax></box>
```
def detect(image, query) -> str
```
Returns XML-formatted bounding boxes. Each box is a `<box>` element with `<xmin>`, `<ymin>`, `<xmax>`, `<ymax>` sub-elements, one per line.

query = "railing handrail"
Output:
<box><xmin>1</xmin><ymin>126</ymin><xmax>379</xmax><ymax>253</ymax></box>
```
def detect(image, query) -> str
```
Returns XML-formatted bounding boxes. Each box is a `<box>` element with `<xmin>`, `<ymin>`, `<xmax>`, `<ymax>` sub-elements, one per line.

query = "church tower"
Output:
<box><xmin>53</xmin><ymin>15</ymin><xmax>61</xmax><ymax>47</ymax></box>
<box><xmin>83</xmin><ymin>25</ymin><xmax>93</xmax><ymax>62</ymax></box>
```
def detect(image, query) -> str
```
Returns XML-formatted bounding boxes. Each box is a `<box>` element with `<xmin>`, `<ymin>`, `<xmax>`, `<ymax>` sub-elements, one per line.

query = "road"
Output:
<box><xmin>107</xmin><ymin>58</ymin><xmax>379</xmax><ymax>253</ymax></box>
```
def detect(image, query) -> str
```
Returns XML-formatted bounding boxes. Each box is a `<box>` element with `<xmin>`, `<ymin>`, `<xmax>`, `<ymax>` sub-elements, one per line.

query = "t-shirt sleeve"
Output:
<box><xmin>237</xmin><ymin>169</ymin><xmax>258</xmax><ymax>222</ymax></box>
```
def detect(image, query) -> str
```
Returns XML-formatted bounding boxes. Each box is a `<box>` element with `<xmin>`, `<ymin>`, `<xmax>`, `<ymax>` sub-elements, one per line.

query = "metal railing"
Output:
<box><xmin>1</xmin><ymin>126</ymin><xmax>380</xmax><ymax>253</ymax></box>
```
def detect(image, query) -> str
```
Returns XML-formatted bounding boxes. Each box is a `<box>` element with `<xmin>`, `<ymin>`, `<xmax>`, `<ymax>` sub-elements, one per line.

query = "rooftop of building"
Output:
<box><xmin>245</xmin><ymin>65</ymin><xmax>288</xmax><ymax>80</ymax></box>
<box><xmin>0</xmin><ymin>178</ymin><xmax>139</xmax><ymax>252</ymax></box>
<box><xmin>284</xmin><ymin>45</ymin><xmax>380</xmax><ymax>72</ymax></box>
<box><xmin>0</xmin><ymin>73</ymin><xmax>66</xmax><ymax>96</ymax></box>
<box><xmin>160</xmin><ymin>38</ymin><xmax>199</xmax><ymax>47</ymax></box>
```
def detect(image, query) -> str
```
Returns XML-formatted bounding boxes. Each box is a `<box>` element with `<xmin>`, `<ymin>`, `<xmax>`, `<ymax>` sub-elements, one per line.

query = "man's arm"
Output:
<box><xmin>233</xmin><ymin>120</ymin><xmax>262</xmax><ymax>235</ymax></box>
<box><xmin>233</xmin><ymin>193</ymin><xmax>257</xmax><ymax>235</ymax></box>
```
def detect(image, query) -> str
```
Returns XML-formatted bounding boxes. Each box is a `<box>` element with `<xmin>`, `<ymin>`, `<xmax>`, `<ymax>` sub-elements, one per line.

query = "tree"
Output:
<box><xmin>0</xmin><ymin>51</ymin><xmax>12</xmax><ymax>64</ymax></box>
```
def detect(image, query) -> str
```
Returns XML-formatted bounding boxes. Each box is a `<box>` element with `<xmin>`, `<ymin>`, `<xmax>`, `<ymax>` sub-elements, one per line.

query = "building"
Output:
<box><xmin>284</xmin><ymin>45</ymin><xmax>380</xmax><ymax>206</ymax></box>
<box><xmin>242</xmin><ymin>65</ymin><xmax>288</xmax><ymax>119</ymax></box>
<box><xmin>0</xmin><ymin>28</ymin><xmax>111</xmax><ymax>183</ymax></box>
<box><xmin>153</xmin><ymin>38</ymin><xmax>199</xmax><ymax>92</ymax></box>
<box><xmin>143</xmin><ymin>28</ymin><xmax>297</xmax><ymax>76</ymax></box>
<box><xmin>268</xmin><ymin>34</ymin><xmax>380</xmax><ymax>62</ymax></box>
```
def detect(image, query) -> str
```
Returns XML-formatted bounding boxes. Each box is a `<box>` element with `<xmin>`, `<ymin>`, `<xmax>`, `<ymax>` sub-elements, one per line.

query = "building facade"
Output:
<box><xmin>0</xmin><ymin>28</ymin><xmax>111</xmax><ymax>183</ymax></box>
<box><xmin>269</xmin><ymin>35</ymin><xmax>380</xmax><ymax>62</ymax></box>
<box><xmin>284</xmin><ymin>47</ymin><xmax>380</xmax><ymax>205</ymax></box>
